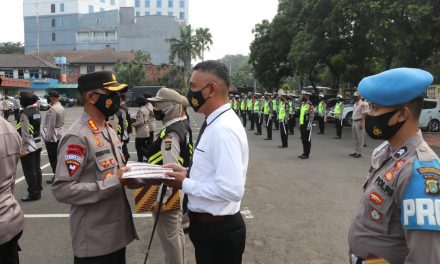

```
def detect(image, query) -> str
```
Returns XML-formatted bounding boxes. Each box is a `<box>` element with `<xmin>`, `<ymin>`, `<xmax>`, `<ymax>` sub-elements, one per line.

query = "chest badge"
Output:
<box><xmin>369</xmin><ymin>192</ymin><xmax>384</xmax><ymax>206</ymax></box>
<box><xmin>370</xmin><ymin>209</ymin><xmax>382</xmax><ymax>222</ymax></box>
<box><xmin>92</xmin><ymin>133</ymin><xmax>104</xmax><ymax>147</ymax></box>
<box><xmin>425</xmin><ymin>176</ymin><xmax>440</xmax><ymax>196</ymax></box>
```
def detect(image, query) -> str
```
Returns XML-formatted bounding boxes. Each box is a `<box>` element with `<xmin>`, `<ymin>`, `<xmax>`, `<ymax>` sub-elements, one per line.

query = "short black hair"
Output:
<box><xmin>193</xmin><ymin>60</ymin><xmax>230</xmax><ymax>88</ymax></box>
<box><xmin>405</xmin><ymin>95</ymin><xmax>424</xmax><ymax>120</ymax></box>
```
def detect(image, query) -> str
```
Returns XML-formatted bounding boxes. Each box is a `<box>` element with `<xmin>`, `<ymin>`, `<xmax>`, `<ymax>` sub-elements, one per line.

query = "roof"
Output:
<box><xmin>0</xmin><ymin>76</ymin><xmax>31</xmax><ymax>88</ymax></box>
<box><xmin>32</xmin><ymin>47</ymin><xmax>151</xmax><ymax>65</ymax></box>
<box><xmin>0</xmin><ymin>54</ymin><xmax>59</xmax><ymax>69</ymax></box>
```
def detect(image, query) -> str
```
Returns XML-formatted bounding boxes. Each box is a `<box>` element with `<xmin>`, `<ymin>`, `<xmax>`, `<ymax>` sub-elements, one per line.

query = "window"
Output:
<box><xmin>88</xmin><ymin>5</ymin><xmax>94</xmax><ymax>13</ymax></box>
<box><xmin>3</xmin><ymin>70</ymin><xmax>13</xmax><ymax>78</ymax></box>
<box><xmin>51</xmin><ymin>18</ymin><xmax>56</xmax><ymax>27</ymax></box>
<box><xmin>179</xmin><ymin>11</ymin><xmax>184</xmax><ymax>19</ymax></box>
<box><xmin>87</xmin><ymin>66</ymin><xmax>95</xmax><ymax>73</ymax></box>
<box><xmin>179</xmin><ymin>0</ymin><xmax>184</xmax><ymax>8</ymax></box>
<box><xmin>52</xmin><ymin>32</ymin><xmax>56</xmax><ymax>41</ymax></box>
<box><xmin>145</xmin><ymin>0</ymin><xmax>150</xmax><ymax>7</ymax></box>
<box><xmin>105</xmin><ymin>31</ymin><xmax>117</xmax><ymax>42</ymax></box>
<box><xmin>157</xmin><ymin>11</ymin><xmax>162</xmax><ymax>15</ymax></box>
<box><xmin>60</xmin><ymin>3</ymin><xmax>64</xmax><ymax>12</ymax></box>
<box><xmin>110</xmin><ymin>0</ymin><xmax>115</xmax><ymax>5</ymax></box>
<box><xmin>30</xmin><ymin>70</ymin><xmax>40</xmax><ymax>79</ymax></box>
<box><xmin>145</xmin><ymin>11</ymin><xmax>150</xmax><ymax>16</ymax></box>
<box><xmin>136</xmin><ymin>11</ymin><xmax>140</xmax><ymax>16</ymax></box>
<box><xmin>100</xmin><ymin>7</ymin><xmax>105</xmax><ymax>12</ymax></box>
<box><xmin>18</xmin><ymin>70</ymin><xmax>24</xmax><ymax>79</ymax></box>
<box><xmin>59</xmin><ymin>17</ymin><xmax>64</xmax><ymax>27</ymax></box>
<box><xmin>168</xmin><ymin>0</ymin><xmax>173</xmax><ymax>8</ymax></box>
<box><xmin>157</xmin><ymin>0</ymin><xmax>162</xmax><ymax>8</ymax></box>
<box><xmin>51</xmin><ymin>4</ymin><xmax>56</xmax><ymax>13</ymax></box>
<box><xmin>168</xmin><ymin>11</ymin><xmax>173</xmax><ymax>16</ymax></box>
<box><xmin>135</xmin><ymin>0</ymin><xmax>140</xmax><ymax>7</ymax></box>
<box><xmin>423</xmin><ymin>100</ymin><xmax>437</xmax><ymax>109</ymax></box>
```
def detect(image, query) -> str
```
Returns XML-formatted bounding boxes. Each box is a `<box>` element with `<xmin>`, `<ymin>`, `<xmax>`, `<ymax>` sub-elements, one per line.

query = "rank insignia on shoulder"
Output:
<box><xmin>165</xmin><ymin>140</ymin><xmax>172</xmax><ymax>151</ymax></box>
<box><xmin>393</xmin><ymin>146</ymin><xmax>408</xmax><ymax>159</ymax></box>
<box><xmin>87</xmin><ymin>119</ymin><xmax>99</xmax><ymax>132</ymax></box>
<box><xmin>92</xmin><ymin>133</ymin><xmax>104</xmax><ymax>147</ymax></box>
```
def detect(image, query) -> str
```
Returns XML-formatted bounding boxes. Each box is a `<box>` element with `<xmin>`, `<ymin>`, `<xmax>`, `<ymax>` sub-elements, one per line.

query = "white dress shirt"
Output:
<box><xmin>182</xmin><ymin>103</ymin><xmax>249</xmax><ymax>215</ymax></box>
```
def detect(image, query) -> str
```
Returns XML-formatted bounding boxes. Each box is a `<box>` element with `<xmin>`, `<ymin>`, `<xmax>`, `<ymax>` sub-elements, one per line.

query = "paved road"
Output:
<box><xmin>10</xmin><ymin>107</ymin><xmax>440</xmax><ymax>264</ymax></box>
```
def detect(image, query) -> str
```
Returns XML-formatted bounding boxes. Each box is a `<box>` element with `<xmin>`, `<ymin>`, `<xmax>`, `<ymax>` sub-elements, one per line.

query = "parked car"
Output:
<box><xmin>326</xmin><ymin>99</ymin><xmax>355</xmax><ymax>127</ymax></box>
<box><xmin>59</xmin><ymin>97</ymin><xmax>76</xmax><ymax>107</ymax></box>
<box><xmin>420</xmin><ymin>99</ymin><xmax>440</xmax><ymax>132</ymax></box>
<box><xmin>37</xmin><ymin>97</ymin><xmax>50</xmax><ymax>111</ymax></box>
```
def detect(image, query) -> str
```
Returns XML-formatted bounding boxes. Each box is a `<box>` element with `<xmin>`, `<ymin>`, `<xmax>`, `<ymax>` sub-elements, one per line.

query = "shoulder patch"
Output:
<box><xmin>65</xmin><ymin>144</ymin><xmax>86</xmax><ymax>177</ymax></box>
<box><xmin>394</xmin><ymin>146</ymin><xmax>408</xmax><ymax>159</ymax></box>
<box><xmin>164</xmin><ymin>140</ymin><xmax>172</xmax><ymax>151</ymax></box>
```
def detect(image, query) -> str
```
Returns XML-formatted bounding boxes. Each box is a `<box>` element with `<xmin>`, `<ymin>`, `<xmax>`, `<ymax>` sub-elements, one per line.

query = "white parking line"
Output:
<box><xmin>15</xmin><ymin>163</ymin><xmax>51</xmax><ymax>184</ymax></box>
<box><xmin>24</xmin><ymin>214</ymin><xmax>153</xmax><ymax>218</ymax></box>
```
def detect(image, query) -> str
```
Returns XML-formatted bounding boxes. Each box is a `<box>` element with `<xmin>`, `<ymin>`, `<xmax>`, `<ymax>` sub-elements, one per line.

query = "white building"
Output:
<box><xmin>24</xmin><ymin>0</ymin><xmax>189</xmax><ymax>23</ymax></box>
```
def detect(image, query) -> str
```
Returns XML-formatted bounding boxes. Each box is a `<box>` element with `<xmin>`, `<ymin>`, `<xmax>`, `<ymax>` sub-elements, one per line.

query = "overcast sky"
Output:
<box><xmin>0</xmin><ymin>0</ymin><xmax>278</xmax><ymax>60</ymax></box>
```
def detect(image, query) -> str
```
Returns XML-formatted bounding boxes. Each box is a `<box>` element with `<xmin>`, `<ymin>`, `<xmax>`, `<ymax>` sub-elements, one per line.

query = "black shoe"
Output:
<box><xmin>363</xmin><ymin>144</ymin><xmax>367</xmax><ymax>147</ymax></box>
<box><xmin>334</xmin><ymin>136</ymin><xmax>341</xmax><ymax>139</ymax></box>
<box><xmin>264</xmin><ymin>138</ymin><xmax>272</xmax><ymax>140</ymax></box>
<box><xmin>46</xmin><ymin>175</ymin><xmax>55</xmax><ymax>184</ymax></box>
<box><xmin>300</xmin><ymin>155</ymin><xmax>309</xmax><ymax>159</ymax></box>
<box><xmin>353</xmin><ymin>154</ymin><xmax>362</xmax><ymax>158</ymax></box>
<box><xmin>254</xmin><ymin>132</ymin><xmax>262</xmax><ymax>135</ymax></box>
<box><xmin>298</xmin><ymin>154</ymin><xmax>305</xmax><ymax>158</ymax></box>
<box><xmin>21</xmin><ymin>194</ymin><xmax>41</xmax><ymax>202</ymax></box>
<box><xmin>278</xmin><ymin>145</ymin><xmax>287</xmax><ymax>148</ymax></box>
<box><xmin>349</xmin><ymin>153</ymin><xmax>357</xmax><ymax>157</ymax></box>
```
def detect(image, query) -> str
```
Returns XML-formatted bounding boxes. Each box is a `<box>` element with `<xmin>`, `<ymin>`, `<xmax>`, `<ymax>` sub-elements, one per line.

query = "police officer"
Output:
<box><xmin>134</xmin><ymin>88</ymin><xmax>192</xmax><ymax>264</ymax></box>
<box><xmin>1</xmin><ymin>96</ymin><xmax>10</xmax><ymax>120</ymax></box>
<box><xmin>143</xmin><ymin>92</ymin><xmax>156</xmax><ymax>145</ymax></box>
<box><xmin>43</xmin><ymin>90</ymin><xmax>65</xmax><ymax>184</ymax></box>
<box><xmin>334</xmin><ymin>94</ymin><xmax>344</xmax><ymax>139</ymax></box>
<box><xmin>287</xmin><ymin>95</ymin><xmax>296</xmax><ymax>135</ymax></box>
<box><xmin>278</xmin><ymin>92</ymin><xmax>289</xmax><ymax>148</ymax></box>
<box><xmin>132</xmin><ymin>96</ymin><xmax>151</xmax><ymax>162</ymax></box>
<box><xmin>17</xmin><ymin>91</ymin><xmax>43</xmax><ymax>201</ymax></box>
<box><xmin>263</xmin><ymin>93</ymin><xmax>272</xmax><ymax>140</ymax></box>
<box><xmin>272</xmin><ymin>94</ymin><xmax>279</xmax><ymax>130</ymax></box>
<box><xmin>0</xmin><ymin>115</ymin><xmax>24</xmax><ymax>263</ymax></box>
<box><xmin>316</xmin><ymin>93</ymin><xmax>326</xmax><ymax>134</ymax></box>
<box><xmin>240</xmin><ymin>94</ymin><xmax>247</xmax><ymax>127</ymax></box>
<box><xmin>298</xmin><ymin>91</ymin><xmax>314</xmax><ymax>159</ymax></box>
<box><xmin>248</xmin><ymin>93</ymin><xmax>254</xmax><ymax>130</ymax></box>
<box><xmin>108</xmin><ymin>94</ymin><xmax>130</xmax><ymax>163</ymax></box>
<box><xmin>348</xmin><ymin>68</ymin><xmax>440</xmax><ymax>264</ymax></box>
<box><xmin>350</xmin><ymin>91</ymin><xmax>368</xmax><ymax>158</ymax></box>
<box><xmin>254</xmin><ymin>93</ymin><xmax>262</xmax><ymax>135</ymax></box>
<box><xmin>52</xmin><ymin>71</ymin><xmax>137</xmax><ymax>263</ymax></box>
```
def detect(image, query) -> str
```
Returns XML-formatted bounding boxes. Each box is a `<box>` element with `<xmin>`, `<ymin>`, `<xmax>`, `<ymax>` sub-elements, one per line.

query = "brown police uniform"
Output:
<box><xmin>42</xmin><ymin>101</ymin><xmax>65</xmax><ymax>177</ymax></box>
<box><xmin>52</xmin><ymin>111</ymin><xmax>137</xmax><ymax>258</ymax></box>
<box><xmin>348</xmin><ymin>131</ymin><xmax>440</xmax><ymax>263</ymax></box>
<box><xmin>0</xmin><ymin>117</ymin><xmax>23</xmax><ymax>263</ymax></box>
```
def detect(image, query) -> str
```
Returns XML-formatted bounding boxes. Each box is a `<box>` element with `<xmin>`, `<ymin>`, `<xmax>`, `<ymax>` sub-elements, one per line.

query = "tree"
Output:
<box><xmin>195</xmin><ymin>28</ymin><xmax>213</xmax><ymax>61</ymax></box>
<box><xmin>0</xmin><ymin>42</ymin><xmax>24</xmax><ymax>54</ymax></box>
<box><xmin>231</xmin><ymin>72</ymin><xmax>248</xmax><ymax>89</ymax></box>
<box><xmin>219</xmin><ymin>54</ymin><xmax>251</xmax><ymax>75</ymax></box>
<box><xmin>114</xmin><ymin>50</ymin><xmax>149</xmax><ymax>89</ymax></box>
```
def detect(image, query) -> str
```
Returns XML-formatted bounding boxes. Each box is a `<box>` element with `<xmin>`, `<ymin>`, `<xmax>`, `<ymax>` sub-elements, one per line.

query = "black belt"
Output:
<box><xmin>189</xmin><ymin>211</ymin><xmax>240</xmax><ymax>222</ymax></box>
<box><xmin>353</xmin><ymin>118</ymin><xmax>362</xmax><ymax>122</ymax></box>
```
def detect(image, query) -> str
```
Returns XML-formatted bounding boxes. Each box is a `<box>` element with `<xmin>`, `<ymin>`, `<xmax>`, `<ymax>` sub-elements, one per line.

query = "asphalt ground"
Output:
<box><xmin>10</xmin><ymin>107</ymin><xmax>440</xmax><ymax>264</ymax></box>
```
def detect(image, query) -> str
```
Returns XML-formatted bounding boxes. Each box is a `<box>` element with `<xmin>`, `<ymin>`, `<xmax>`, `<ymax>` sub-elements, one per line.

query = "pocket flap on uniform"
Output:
<box><xmin>95</xmin><ymin>149</ymin><xmax>117</xmax><ymax>171</ymax></box>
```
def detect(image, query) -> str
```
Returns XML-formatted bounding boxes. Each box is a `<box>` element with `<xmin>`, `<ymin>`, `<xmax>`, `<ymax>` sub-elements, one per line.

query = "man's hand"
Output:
<box><xmin>20</xmin><ymin>151</ymin><xmax>28</xmax><ymax>157</ymax></box>
<box><xmin>162</xmin><ymin>163</ymin><xmax>188</xmax><ymax>190</ymax></box>
<box><xmin>116</xmin><ymin>166</ymin><xmax>131</xmax><ymax>185</ymax></box>
<box><xmin>359</xmin><ymin>124</ymin><xmax>363</xmax><ymax>130</ymax></box>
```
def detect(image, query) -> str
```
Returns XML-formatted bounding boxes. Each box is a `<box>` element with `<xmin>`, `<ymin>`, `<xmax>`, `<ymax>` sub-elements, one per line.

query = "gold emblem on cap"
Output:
<box><xmin>373</xmin><ymin>126</ymin><xmax>382</xmax><ymax>136</ymax></box>
<box><xmin>191</xmin><ymin>98</ymin><xmax>199</xmax><ymax>107</ymax></box>
<box><xmin>105</xmin><ymin>99</ymin><xmax>113</xmax><ymax>108</ymax></box>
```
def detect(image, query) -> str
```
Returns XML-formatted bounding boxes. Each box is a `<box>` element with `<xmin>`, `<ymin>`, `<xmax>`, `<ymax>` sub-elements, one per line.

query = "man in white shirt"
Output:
<box><xmin>164</xmin><ymin>60</ymin><xmax>249</xmax><ymax>264</ymax></box>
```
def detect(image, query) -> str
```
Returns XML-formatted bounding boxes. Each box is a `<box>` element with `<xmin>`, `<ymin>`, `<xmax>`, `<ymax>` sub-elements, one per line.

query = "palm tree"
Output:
<box><xmin>195</xmin><ymin>28</ymin><xmax>213</xmax><ymax>61</ymax></box>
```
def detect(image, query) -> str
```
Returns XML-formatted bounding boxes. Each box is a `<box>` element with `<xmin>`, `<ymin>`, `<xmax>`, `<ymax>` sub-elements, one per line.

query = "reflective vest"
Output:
<box><xmin>318</xmin><ymin>101</ymin><xmax>324</xmax><ymax>114</ymax></box>
<box><xmin>229</xmin><ymin>99</ymin><xmax>233</xmax><ymax>108</ymax></box>
<box><xmin>17</xmin><ymin>107</ymin><xmax>41</xmax><ymax>138</ymax></box>
<box><xmin>334</xmin><ymin>102</ymin><xmax>343</xmax><ymax>117</ymax></box>
<box><xmin>300</xmin><ymin>103</ymin><xmax>310</xmax><ymax>125</ymax></box>
<box><xmin>240</xmin><ymin>100</ymin><xmax>246</xmax><ymax>111</ymax></box>
<box><xmin>272</xmin><ymin>99</ymin><xmax>277</xmax><ymax>111</ymax></box>
<box><xmin>278</xmin><ymin>102</ymin><xmax>286</xmax><ymax>121</ymax></box>
<box><xmin>247</xmin><ymin>100</ymin><xmax>252</xmax><ymax>111</ymax></box>
<box><xmin>253</xmin><ymin>100</ymin><xmax>260</xmax><ymax>112</ymax></box>
<box><xmin>134</xmin><ymin>121</ymin><xmax>193</xmax><ymax>213</ymax></box>
<box><xmin>289</xmin><ymin>101</ymin><xmax>294</xmax><ymax>113</ymax></box>
<box><xmin>263</xmin><ymin>101</ymin><xmax>270</xmax><ymax>115</ymax></box>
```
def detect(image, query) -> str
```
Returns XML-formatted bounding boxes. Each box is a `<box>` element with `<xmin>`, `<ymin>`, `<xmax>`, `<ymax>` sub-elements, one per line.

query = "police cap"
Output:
<box><xmin>78</xmin><ymin>71</ymin><xmax>128</xmax><ymax>94</ymax></box>
<box><xmin>47</xmin><ymin>90</ymin><xmax>60</xmax><ymax>98</ymax></box>
<box><xmin>148</xmin><ymin>87</ymin><xmax>182</xmax><ymax>104</ymax></box>
<box><xmin>358</xmin><ymin>68</ymin><xmax>433</xmax><ymax>106</ymax></box>
<box><xmin>20</xmin><ymin>91</ymin><xmax>39</xmax><ymax>107</ymax></box>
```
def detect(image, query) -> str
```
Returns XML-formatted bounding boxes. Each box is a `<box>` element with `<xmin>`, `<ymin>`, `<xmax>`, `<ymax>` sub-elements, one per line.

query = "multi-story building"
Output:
<box><xmin>133</xmin><ymin>0</ymin><xmax>188</xmax><ymax>22</ymax></box>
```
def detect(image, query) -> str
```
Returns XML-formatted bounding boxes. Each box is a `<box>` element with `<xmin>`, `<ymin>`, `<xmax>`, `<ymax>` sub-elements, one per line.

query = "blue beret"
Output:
<box><xmin>358</xmin><ymin>68</ymin><xmax>433</xmax><ymax>106</ymax></box>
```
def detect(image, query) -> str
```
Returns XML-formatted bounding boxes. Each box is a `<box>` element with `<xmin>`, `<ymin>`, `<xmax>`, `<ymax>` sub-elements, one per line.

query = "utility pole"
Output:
<box><xmin>36</xmin><ymin>0</ymin><xmax>40</xmax><ymax>58</ymax></box>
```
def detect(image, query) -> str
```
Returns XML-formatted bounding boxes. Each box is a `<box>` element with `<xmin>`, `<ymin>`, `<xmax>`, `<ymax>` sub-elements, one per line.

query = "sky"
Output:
<box><xmin>0</xmin><ymin>0</ymin><xmax>279</xmax><ymax>60</ymax></box>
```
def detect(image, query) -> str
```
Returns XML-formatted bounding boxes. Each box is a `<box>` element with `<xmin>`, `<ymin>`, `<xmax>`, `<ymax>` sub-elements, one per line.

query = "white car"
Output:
<box><xmin>326</xmin><ymin>99</ymin><xmax>355</xmax><ymax>127</ymax></box>
<box><xmin>420</xmin><ymin>99</ymin><xmax>440</xmax><ymax>132</ymax></box>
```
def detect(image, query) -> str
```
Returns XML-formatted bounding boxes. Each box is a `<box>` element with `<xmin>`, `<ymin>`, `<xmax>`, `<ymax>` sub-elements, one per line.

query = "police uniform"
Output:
<box><xmin>278</xmin><ymin>95</ymin><xmax>289</xmax><ymax>148</ymax></box>
<box><xmin>317</xmin><ymin>95</ymin><xmax>326</xmax><ymax>134</ymax></box>
<box><xmin>254</xmin><ymin>94</ymin><xmax>263</xmax><ymax>135</ymax></box>
<box><xmin>299</xmin><ymin>95</ymin><xmax>314</xmax><ymax>159</ymax></box>
<box><xmin>334</xmin><ymin>95</ymin><xmax>344</xmax><ymax>139</ymax></box>
<box><xmin>287</xmin><ymin>96</ymin><xmax>295</xmax><ymax>135</ymax></box>
<box><xmin>263</xmin><ymin>95</ymin><xmax>272</xmax><ymax>140</ymax></box>
<box><xmin>272</xmin><ymin>96</ymin><xmax>279</xmax><ymax>130</ymax></box>
<box><xmin>17</xmin><ymin>91</ymin><xmax>43</xmax><ymax>201</ymax></box>
<box><xmin>0</xmin><ymin>116</ymin><xmax>24</xmax><ymax>263</ymax></box>
<box><xmin>42</xmin><ymin>90</ymin><xmax>65</xmax><ymax>184</ymax></box>
<box><xmin>134</xmin><ymin>88</ymin><xmax>193</xmax><ymax>264</ymax></box>
<box><xmin>52</xmin><ymin>71</ymin><xmax>137</xmax><ymax>262</ymax></box>
<box><xmin>348</xmin><ymin>68</ymin><xmax>440</xmax><ymax>263</ymax></box>
<box><xmin>351</xmin><ymin>96</ymin><xmax>368</xmax><ymax>158</ymax></box>
<box><xmin>248</xmin><ymin>95</ymin><xmax>255</xmax><ymax>130</ymax></box>
<box><xmin>132</xmin><ymin>97</ymin><xmax>152</xmax><ymax>162</ymax></box>
<box><xmin>240</xmin><ymin>96</ymin><xmax>247</xmax><ymax>127</ymax></box>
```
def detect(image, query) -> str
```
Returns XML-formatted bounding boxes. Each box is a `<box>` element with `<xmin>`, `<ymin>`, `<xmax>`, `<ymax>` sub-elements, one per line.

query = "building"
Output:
<box><xmin>24</xmin><ymin>6</ymin><xmax>184</xmax><ymax>64</ymax></box>
<box><xmin>133</xmin><ymin>0</ymin><xmax>188</xmax><ymax>23</ymax></box>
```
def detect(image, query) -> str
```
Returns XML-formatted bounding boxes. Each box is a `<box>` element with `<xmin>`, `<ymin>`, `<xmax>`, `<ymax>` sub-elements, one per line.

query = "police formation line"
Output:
<box><xmin>1</xmin><ymin>64</ymin><xmax>440</xmax><ymax>264</ymax></box>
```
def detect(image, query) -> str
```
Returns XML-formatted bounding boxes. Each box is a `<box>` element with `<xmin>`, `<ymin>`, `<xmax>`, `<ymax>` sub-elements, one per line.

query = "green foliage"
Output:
<box><xmin>0</xmin><ymin>42</ymin><xmax>24</xmax><ymax>54</ymax></box>
<box><xmin>114</xmin><ymin>52</ymin><xmax>148</xmax><ymax>89</ymax></box>
<box><xmin>231</xmin><ymin>71</ymin><xmax>248</xmax><ymax>89</ymax></box>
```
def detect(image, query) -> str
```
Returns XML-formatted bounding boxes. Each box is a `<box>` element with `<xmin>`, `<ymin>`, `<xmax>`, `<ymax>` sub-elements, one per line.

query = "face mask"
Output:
<box><xmin>187</xmin><ymin>85</ymin><xmax>211</xmax><ymax>112</ymax></box>
<box><xmin>153</xmin><ymin>109</ymin><xmax>165</xmax><ymax>120</ymax></box>
<box><xmin>365</xmin><ymin>109</ymin><xmax>405</xmax><ymax>140</ymax></box>
<box><xmin>92</xmin><ymin>92</ymin><xmax>121</xmax><ymax>118</ymax></box>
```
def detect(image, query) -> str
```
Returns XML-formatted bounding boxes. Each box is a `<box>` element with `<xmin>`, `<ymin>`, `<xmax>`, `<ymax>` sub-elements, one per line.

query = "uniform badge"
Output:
<box><xmin>191</xmin><ymin>98</ymin><xmax>199</xmax><ymax>107</ymax></box>
<box><xmin>373</xmin><ymin>126</ymin><xmax>383</xmax><ymax>137</ymax></box>
<box><xmin>104</xmin><ymin>171</ymin><xmax>114</xmax><ymax>180</ymax></box>
<box><xmin>424</xmin><ymin>176</ymin><xmax>440</xmax><ymax>196</ymax></box>
<box><xmin>65</xmin><ymin>144</ymin><xmax>86</xmax><ymax>177</ymax></box>
<box><xmin>393</xmin><ymin>146</ymin><xmax>408</xmax><ymax>159</ymax></box>
<box><xmin>92</xmin><ymin>133</ymin><xmax>104</xmax><ymax>147</ymax></box>
<box><xmin>369</xmin><ymin>192</ymin><xmax>384</xmax><ymax>206</ymax></box>
<box><xmin>370</xmin><ymin>209</ymin><xmax>382</xmax><ymax>222</ymax></box>
<box><xmin>385</xmin><ymin>171</ymin><xmax>394</xmax><ymax>181</ymax></box>
<box><xmin>165</xmin><ymin>140</ymin><xmax>172</xmax><ymax>151</ymax></box>
<box><xmin>87</xmin><ymin>119</ymin><xmax>99</xmax><ymax>132</ymax></box>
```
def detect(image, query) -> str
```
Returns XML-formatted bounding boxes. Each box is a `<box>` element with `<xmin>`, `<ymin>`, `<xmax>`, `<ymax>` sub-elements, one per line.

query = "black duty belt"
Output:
<box><xmin>353</xmin><ymin>118</ymin><xmax>362</xmax><ymax>122</ymax></box>
<box><xmin>188</xmin><ymin>211</ymin><xmax>240</xmax><ymax>222</ymax></box>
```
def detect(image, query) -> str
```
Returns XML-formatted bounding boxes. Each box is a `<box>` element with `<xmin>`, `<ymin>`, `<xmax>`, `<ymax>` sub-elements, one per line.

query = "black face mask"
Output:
<box><xmin>47</xmin><ymin>98</ymin><xmax>51</xmax><ymax>104</ymax></box>
<box><xmin>187</xmin><ymin>84</ymin><xmax>211</xmax><ymax>112</ymax></box>
<box><xmin>153</xmin><ymin>109</ymin><xmax>165</xmax><ymax>120</ymax></box>
<box><xmin>365</xmin><ymin>109</ymin><xmax>405</xmax><ymax>140</ymax></box>
<box><xmin>93</xmin><ymin>92</ymin><xmax>120</xmax><ymax>118</ymax></box>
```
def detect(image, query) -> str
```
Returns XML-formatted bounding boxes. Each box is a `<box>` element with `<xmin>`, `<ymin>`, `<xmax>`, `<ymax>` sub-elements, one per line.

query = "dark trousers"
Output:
<box><xmin>336</xmin><ymin>119</ymin><xmax>343</xmax><ymax>138</ymax></box>
<box><xmin>249</xmin><ymin>111</ymin><xmax>254</xmax><ymax>130</ymax></box>
<box><xmin>273</xmin><ymin>111</ymin><xmax>278</xmax><ymax>129</ymax></box>
<box><xmin>45</xmin><ymin>142</ymin><xmax>59</xmax><ymax>174</ymax></box>
<box><xmin>189</xmin><ymin>213</ymin><xmax>246</xmax><ymax>264</ymax></box>
<box><xmin>288</xmin><ymin>115</ymin><xmax>295</xmax><ymax>134</ymax></box>
<box><xmin>300</xmin><ymin>124</ymin><xmax>311</xmax><ymax>156</ymax></box>
<box><xmin>265</xmin><ymin>116</ymin><xmax>272</xmax><ymax>139</ymax></box>
<box><xmin>74</xmin><ymin>247</ymin><xmax>126</xmax><ymax>264</ymax></box>
<box><xmin>3</xmin><ymin>110</ymin><xmax>10</xmax><ymax>120</ymax></box>
<box><xmin>241</xmin><ymin>110</ymin><xmax>247</xmax><ymax>127</ymax></box>
<box><xmin>255</xmin><ymin>113</ymin><xmax>262</xmax><ymax>134</ymax></box>
<box><xmin>279</xmin><ymin>121</ymin><xmax>288</xmax><ymax>147</ymax></box>
<box><xmin>122</xmin><ymin>141</ymin><xmax>130</xmax><ymax>164</ymax></box>
<box><xmin>14</xmin><ymin>109</ymin><xmax>19</xmax><ymax>122</ymax></box>
<box><xmin>20</xmin><ymin>149</ymin><xmax>42</xmax><ymax>197</ymax></box>
<box><xmin>318</xmin><ymin>116</ymin><xmax>325</xmax><ymax>133</ymax></box>
<box><xmin>135</xmin><ymin>137</ymin><xmax>151</xmax><ymax>162</ymax></box>
<box><xmin>0</xmin><ymin>231</ymin><xmax>22</xmax><ymax>264</ymax></box>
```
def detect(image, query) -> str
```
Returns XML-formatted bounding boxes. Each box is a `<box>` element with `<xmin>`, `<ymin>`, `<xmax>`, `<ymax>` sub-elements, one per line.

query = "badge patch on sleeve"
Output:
<box><xmin>65</xmin><ymin>144</ymin><xmax>86</xmax><ymax>177</ymax></box>
<box><xmin>165</xmin><ymin>140</ymin><xmax>172</xmax><ymax>151</ymax></box>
